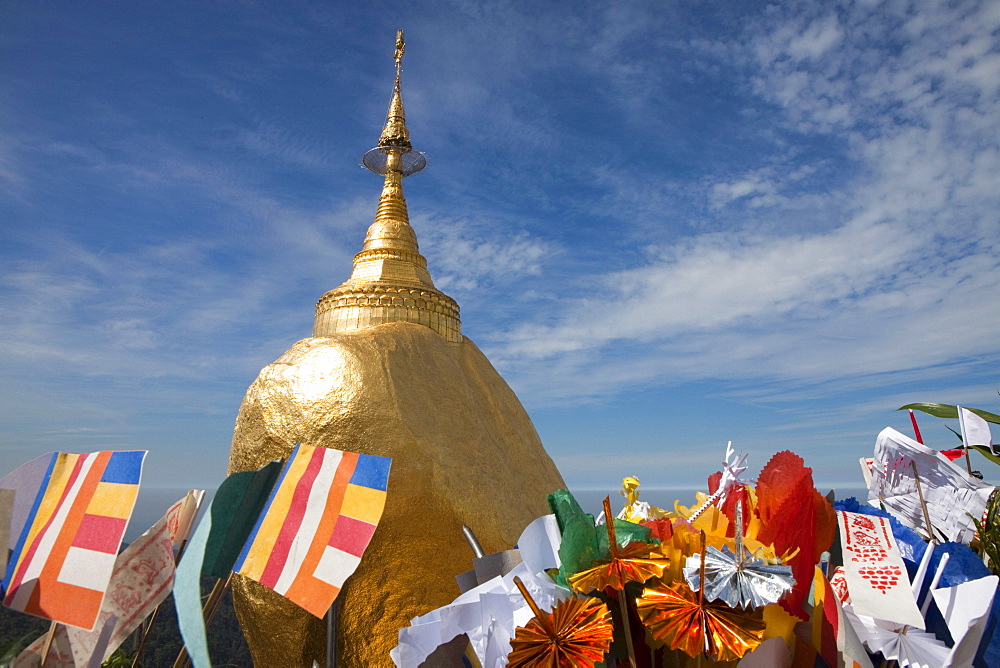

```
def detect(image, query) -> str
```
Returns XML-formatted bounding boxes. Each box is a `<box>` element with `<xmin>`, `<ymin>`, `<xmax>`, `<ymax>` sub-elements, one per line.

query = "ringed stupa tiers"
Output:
<box><xmin>313</xmin><ymin>31</ymin><xmax>460</xmax><ymax>343</ymax></box>
<box><xmin>227</xmin><ymin>31</ymin><xmax>565</xmax><ymax>666</ymax></box>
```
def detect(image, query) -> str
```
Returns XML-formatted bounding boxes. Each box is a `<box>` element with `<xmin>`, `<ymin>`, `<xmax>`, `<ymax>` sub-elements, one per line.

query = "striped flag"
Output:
<box><xmin>14</xmin><ymin>490</ymin><xmax>203</xmax><ymax>668</ymax></box>
<box><xmin>234</xmin><ymin>443</ymin><xmax>390</xmax><ymax>617</ymax></box>
<box><xmin>2</xmin><ymin>450</ymin><xmax>146</xmax><ymax>630</ymax></box>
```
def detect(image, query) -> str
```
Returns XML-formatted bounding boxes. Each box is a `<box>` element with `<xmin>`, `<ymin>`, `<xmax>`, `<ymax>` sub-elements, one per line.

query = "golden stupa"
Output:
<box><xmin>227</xmin><ymin>32</ymin><xmax>566</xmax><ymax>666</ymax></box>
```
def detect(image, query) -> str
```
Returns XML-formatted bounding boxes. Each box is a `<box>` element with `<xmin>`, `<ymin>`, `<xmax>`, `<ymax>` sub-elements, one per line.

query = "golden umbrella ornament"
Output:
<box><xmin>567</xmin><ymin>497</ymin><xmax>671</xmax><ymax>668</ymax></box>
<box><xmin>636</xmin><ymin>531</ymin><xmax>766</xmax><ymax>662</ymax></box>
<box><xmin>507</xmin><ymin>577</ymin><xmax>615</xmax><ymax>668</ymax></box>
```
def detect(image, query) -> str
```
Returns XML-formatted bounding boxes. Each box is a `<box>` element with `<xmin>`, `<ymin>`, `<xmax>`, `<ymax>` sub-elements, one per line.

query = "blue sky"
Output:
<box><xmin>3</xmin><ymin>1</ymin><xmax>999</xmax><ymax>506</ymax></box>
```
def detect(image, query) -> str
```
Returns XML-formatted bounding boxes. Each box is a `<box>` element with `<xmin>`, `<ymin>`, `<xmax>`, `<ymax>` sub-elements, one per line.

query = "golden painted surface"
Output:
<box><xmin>313</xmin><ymin>31</ymin><xmax>461</xmax><ymax>343</ymax></box>
<box><xmin>228</xmin><ymin>322</ymin><xmax>566</xmax><ymax>666</ymax></box>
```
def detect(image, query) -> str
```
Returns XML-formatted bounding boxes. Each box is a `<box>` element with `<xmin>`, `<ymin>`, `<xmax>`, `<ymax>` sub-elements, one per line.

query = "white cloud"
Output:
<box><xmin>482</xmin><ymin>0</ymin><xmax>1000</xmax><ymax>406</ymax></box>
<box><xmin>417</xmin><ymin>213</ymin><xmax>555</xmax><ymax>294</ymax></box>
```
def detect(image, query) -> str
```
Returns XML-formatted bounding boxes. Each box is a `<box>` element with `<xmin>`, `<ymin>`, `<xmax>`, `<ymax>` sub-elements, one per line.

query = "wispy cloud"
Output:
<box><xmin>481</xmin><ymin>0</ymin><xmax>1000</xmax><ymax>406</ymax></box>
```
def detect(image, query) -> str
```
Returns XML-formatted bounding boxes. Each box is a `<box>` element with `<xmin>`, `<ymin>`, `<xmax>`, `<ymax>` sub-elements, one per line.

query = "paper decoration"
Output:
<box><xmin>15</xmin><ymin>490</ymin><xmax>203</xmax><ymax>667</ymax></box>
<box><xmin>837</xmin><ymin>510</ymin><xmax>924</xmax><ymax>629</ymax></box>
<box><xmin>234</xmin><ymin>443</ymin><xmax>391</xmax><ymax>617</ymax></box>
<box><xmin>689</xmin><ymin>442</ymin><xmax>751</xmax><ymax>520</ymax></box>
<box><xmin>635</xmin><ymin>582</ymin><xmax>766</xmax><ymax>662</ymax></box>
<box><xmin>844</xmin><ymin>605</ymin><xmax>949</xmax><ymax>668</ymax></box>
<box><xmin>515</xmin><ymin>514</ymin><xmax>561</xmax><ymax>575</ymax></box>
<box><xmin>507</xmin><ymin>593</ymin><xmax>613</xmax><ymax>667</ymax></box>
<box><xmin>174</xmin><ymin>461</ymin><xmax>283</xmax><ymax>668</ymax></box>
<box><xmin>931</xmin><ymin>574</ymin><xmax>998</xmax><ymax>667</ymax></box>
<box><xmin>829</xmin><ymin>567</ymin><xmax>850</xmax><ymax>604</ymax></box>
<box><xmin>392</xmin><ymin>561</ymin><xmax>572</xmax><ymax>667</ymax></box>
<box><xmin>958</xmin><ymin>406</ymin><xmax>994</xmax><ymax>454</ymax></box>
<box><xmin>3</xmin><ymin>450</ymin><xmax>146</xmax><ymax>630</ymax></box>
<box><xmin>869</xmin><ymin>427</ymin><xmax>994</xmax><ymax>543</ymax></box>
<box><xmin>683</xmin><ymin>544</ymin><xmax>794</xmax><ymax>609</ymax></box>
<box><xmin>755</xmin><ymin>451</ymin><xmax>836</xmax><ymax>620</ymax></box>
<box><xmin>804</xmin><ymin>566</ymin><xmax>873</xmax><ymax>668</ymax></box>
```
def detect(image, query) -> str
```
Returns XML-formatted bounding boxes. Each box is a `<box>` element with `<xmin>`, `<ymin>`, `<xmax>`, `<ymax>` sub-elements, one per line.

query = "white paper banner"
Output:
<box><xmin>837</xmin><ymin>510</ymin><xmax>924</xmax><ymax>629</ymax></box>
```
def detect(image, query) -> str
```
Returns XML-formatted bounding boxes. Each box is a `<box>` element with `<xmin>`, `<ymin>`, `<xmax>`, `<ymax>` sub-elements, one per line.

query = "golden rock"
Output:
<box><xmin>227</xmin><ymin>32</ymin><xmax>565</xmax><ymax>666</ymax></box>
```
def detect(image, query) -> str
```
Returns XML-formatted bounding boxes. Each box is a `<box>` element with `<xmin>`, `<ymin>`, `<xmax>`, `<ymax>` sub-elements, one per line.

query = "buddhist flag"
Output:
<box><xmin>2</xmin><ymin>450</ymin><xmax>146</xmax><ymax>630</ymax></box>
<box><xmin>14</xmin><ymin>490</ymin><xmax>203</xmax><ymax>668</ymax></box>
<box><xmin>234</xmin><ymin>443</ymin><xmax>391</xmax><ymax>617</ymax></box>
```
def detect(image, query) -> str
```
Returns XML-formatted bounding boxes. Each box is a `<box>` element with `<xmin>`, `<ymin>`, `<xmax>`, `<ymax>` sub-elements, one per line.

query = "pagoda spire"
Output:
<box><xmin>313</xmin><ymin>30</ymin><xmax>461</xmax><ymax>342</ymax></box>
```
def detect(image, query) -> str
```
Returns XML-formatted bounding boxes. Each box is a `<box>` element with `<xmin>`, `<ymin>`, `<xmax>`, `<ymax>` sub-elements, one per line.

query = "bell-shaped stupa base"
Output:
<box><xmin>228</xmin><ymin>321</ymin><xmax>565</xmax><ymax>666</ymax></box>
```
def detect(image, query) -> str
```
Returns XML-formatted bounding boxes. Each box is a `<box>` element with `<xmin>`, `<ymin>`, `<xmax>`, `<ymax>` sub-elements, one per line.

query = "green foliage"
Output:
<box><xmin>102</xmin><ymin>647</ymin><xmax>138</xmax><ymax>667</ymax></box>
<box><xmin>0</xmin><ymin>631</ymin><xmax>38</xmax><ymax>667</ymax></box>
<box><xmin>899</xmin><ymin>402</ymin><xmax>1000</xmax><ymax>424</ymax></box>
<box><xmin>971</xmin><ymin>492</ymin><xmax>1000</xmax><ymax>578</ymax></box>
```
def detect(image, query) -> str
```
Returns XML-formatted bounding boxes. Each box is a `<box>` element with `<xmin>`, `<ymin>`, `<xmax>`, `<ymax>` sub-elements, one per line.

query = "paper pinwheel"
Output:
<box><xmin>635</xmin><ymin>581</ymin><xmax>766</xmax><ymax>662</ymax></box>
<box><xmin>683</xmin><ymin>502</ymin><xmax>794</xmax><ymax>609</ymax></box>
<box><xmin>567</xmin><ymin>540</ymin><xmax>670</xmax><ymax>593</ymax></box>
<box><xmin>637</xmin><ymin>532</ymin><xmax>765</xmax><ymax>662</ymax></box>
<box><xmin>507</xmin><ymin>577</ymin><xmax>614</xmax><ymax>668</ymax></box>
<box><xmin>567</xmin><ymin>497</ymin><xmax>669</xmax><ymax>593</ymax></box>
<box><xmin>567</xmin><ymin>498</ymin><xmax>669</xmax><ymax>667</ymax></box>
<box><xmin>683</xmin><ymin>544</ymin><xmax>794</xmax><ymax>609</ymax></box>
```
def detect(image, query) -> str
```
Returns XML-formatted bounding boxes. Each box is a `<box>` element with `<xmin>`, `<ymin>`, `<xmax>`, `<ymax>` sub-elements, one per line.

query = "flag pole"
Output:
<box><xmin>908</xmin><ymin>410</ymin><xmax>924</xmax><ymax>444</ymax></box>
<box><xmin>326</xmin><ymin>597</ymin><xmax>339</xmax><ymax>667</ymax></box>
<box><xmin>957</xmin><ymin>407</ymin><xmax>976</xmax><ymax>475</ymax></box>
<box><xmin>910</xmin><ymin>462</ymin><xmax>937</xmax><ymax>542</ymax></box>
<box><xmin>39</xmin><ymin>621</ymin><xmax>57</xmax><ymax>664</ymax></box>
<box><xmin>603</xmin><ymin>497</ymin><xmax>637</xmax><ymax>668</ymax></box>
<box><xmin>204</xmin><ymin>572</ymin><xmax>234</xmax><ymax>626</ymax></box>
<box><xmin>171</xmin><ymin>574</ymin><xmax>233</xmax><ymax>668</ymax></box>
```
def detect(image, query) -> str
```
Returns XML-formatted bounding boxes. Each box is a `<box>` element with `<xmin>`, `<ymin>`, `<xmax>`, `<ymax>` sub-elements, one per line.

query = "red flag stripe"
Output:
<box><xmin>258</xmin><ymin>447</ymin><xmax>326</xmax><ymax>588</ymax></box>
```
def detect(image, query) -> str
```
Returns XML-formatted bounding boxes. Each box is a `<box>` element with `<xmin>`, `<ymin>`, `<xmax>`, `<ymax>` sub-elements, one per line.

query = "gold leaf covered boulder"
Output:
<box><xmin>227</xmin><ymin>31</ymin><xmax>565</xmax><ymax>667</ymax></box>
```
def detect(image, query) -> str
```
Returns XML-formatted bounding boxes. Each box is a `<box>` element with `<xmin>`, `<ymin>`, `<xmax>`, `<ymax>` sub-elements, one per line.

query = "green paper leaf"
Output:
<box><xmin>898</xmin><ymin>403</ymin><xmax>1000</xmax><ymax>424</ymax></box>
<box><xmin>972</xmin><ymin>445</ymin><xmax>1000</xmax><ymax>468</ymax></box>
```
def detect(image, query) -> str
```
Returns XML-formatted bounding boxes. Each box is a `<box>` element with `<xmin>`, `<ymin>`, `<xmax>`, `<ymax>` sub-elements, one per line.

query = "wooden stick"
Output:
<box><xmin>603</xmin><ymin>497</ymin><xmax>636</xmax><ymax>668</ymax></box>
<box><xmin>910</xmin><ymin>461</ymin><xmax>936</xmax><ymax>542</ymax></box>
<box><xmin>698</xmin><ymin>531</ymin><xmax>709</xmax><ymax>655</ymax></box>
<box><xmin>512</xmin><ymin>576</ymin><xmax>554</xmax><ymax>637</ymax></box>
<box><xmin>204</xmin><ymin>572</ymin><xmax>234</xmax><ymax>627</ymax></box>
<box><xmin>132</xmin><ymin>536</ymin><xmax>192</xmax><ymax>667</ymax></box>
<box><xmin>40</xmin><ymin>621</ymin><xmax>57</xmax><ymax>665</ymax></box>
<box><xmin>172</xmin><ymin>575</ymin><xmax>232</xmax><ymax>668</ymax></box>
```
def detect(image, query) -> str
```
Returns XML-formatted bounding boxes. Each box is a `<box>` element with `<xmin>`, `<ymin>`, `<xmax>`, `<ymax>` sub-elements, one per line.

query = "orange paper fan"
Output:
<box><xmin>507</xmin><ymin>578</ymin><xmax>614</xmax><ymax>668</ymax></box>
<box><xmin>636</xmin><ymin>581</ymin><xmax>765</xmax><ymax>662</ymax></box>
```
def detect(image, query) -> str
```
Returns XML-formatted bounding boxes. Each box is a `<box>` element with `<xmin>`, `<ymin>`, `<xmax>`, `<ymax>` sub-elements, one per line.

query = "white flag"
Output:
<box><xmin>958</xmin><ymin>406</ymin><xmax>995</xmax><ymax>455</ymax></box>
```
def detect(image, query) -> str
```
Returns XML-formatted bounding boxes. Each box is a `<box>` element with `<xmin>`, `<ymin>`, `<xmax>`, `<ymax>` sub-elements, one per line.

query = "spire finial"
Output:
<box><xmin>314</xmin><ymin>31</ymin><xmax>460</xmax><ymax>342</ymax></box>
<box><xmin>362</xmin><ymin>30</ymin><xmax>426</xmax><ymax>177</ymax></box>
<box><xmin>394</xmin><ymin>29</ymin><xmax>405</xmax><ymax>64</ymax></box>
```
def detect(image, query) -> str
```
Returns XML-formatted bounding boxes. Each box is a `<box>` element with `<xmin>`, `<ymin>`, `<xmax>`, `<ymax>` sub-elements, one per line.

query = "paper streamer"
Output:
<box><xmin>869</xmin><ymin>427</ymin><xmax>994</xmax><ymax>543</ymax></box>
